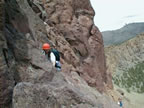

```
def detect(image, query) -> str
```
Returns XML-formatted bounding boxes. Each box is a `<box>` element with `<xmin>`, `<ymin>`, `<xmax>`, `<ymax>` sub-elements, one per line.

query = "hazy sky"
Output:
<box><xmin>90</xmin><ymin>0</ymin><xmax>144</xmax><ymax>31</ymax></box>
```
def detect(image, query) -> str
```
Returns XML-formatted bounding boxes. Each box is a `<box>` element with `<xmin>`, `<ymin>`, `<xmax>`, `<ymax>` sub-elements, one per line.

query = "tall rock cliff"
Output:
<box><xmin>29</xmin><ymin>0</ymin><xmax>111</xmax><ymax>90</ymax></box>
<box><xmin>0</xmin><ymin>0</ymin><xmax>116</xmax><ymax>108</ymax></box>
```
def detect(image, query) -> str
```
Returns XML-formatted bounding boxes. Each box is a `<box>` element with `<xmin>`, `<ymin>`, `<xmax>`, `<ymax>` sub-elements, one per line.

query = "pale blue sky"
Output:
<box><xmin>90</xmin><ymin>0</ymin><xmax>144</xmax><ymax>31</ymax></box>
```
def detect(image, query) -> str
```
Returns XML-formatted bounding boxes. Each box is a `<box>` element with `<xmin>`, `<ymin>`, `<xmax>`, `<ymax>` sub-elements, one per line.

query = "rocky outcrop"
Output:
<box><xmin>0</xmin><ymin>0</ymin><xmax>115</xmax><ymax>107</ymax></box>
<box><xmin>28</xmin><ymin>0</ymin><xmax>111</xmax><ymax>91</ymax></box>
<box><xmin>13</xmin><ymin>72</ymin><xmax>119</xmax><ymax>108</ymax></box>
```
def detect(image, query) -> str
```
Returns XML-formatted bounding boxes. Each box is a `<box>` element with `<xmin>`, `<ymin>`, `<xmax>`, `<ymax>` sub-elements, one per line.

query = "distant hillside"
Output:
<box><xmin>105</xmin><ymin>33</ymin><xmax>144</xmax><ymax>93</ymax></box>
<box><xmin>102</xmin><ymin>22</ymin><xmax>144</xmax><ymax>46</ymax></box>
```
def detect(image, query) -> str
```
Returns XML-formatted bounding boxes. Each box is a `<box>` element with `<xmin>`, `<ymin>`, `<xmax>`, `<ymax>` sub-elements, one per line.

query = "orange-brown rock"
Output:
<box><xmin>37</xmin><ymin>0</ymin><xmax>112</xmax><ymax>91</ymax></box>
<box><xmin>0</xmin><ymin>0</ymin><xmax>114</xmax><ymax>107</ymax></box>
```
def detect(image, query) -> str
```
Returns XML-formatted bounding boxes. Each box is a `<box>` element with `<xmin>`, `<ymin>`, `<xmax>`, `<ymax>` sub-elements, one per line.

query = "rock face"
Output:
<box><xmin>0</xmin><ymin>0</ymin><xmax>15</xmax><ymax>107</ymax></box>
<box><xmin>29</xmin><ymin>0</ymin><xmax>110</xmax><ymax>91</ymax></box>
<box><xmin>0</xmin><ymin>0</ymin><xmax>116</xmax><ymax>108</ymax></box>
<box><xmin>13</xmin><ymin>72</ymin><xmax>119</xmax><ymax>108</ymax></box>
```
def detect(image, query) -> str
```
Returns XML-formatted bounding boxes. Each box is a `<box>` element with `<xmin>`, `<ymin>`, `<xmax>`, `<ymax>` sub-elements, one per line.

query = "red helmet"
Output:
<box><xmin>42</xmin><ymin>43</ymin><xmax>50</xmax><ymax>50</ymax></box>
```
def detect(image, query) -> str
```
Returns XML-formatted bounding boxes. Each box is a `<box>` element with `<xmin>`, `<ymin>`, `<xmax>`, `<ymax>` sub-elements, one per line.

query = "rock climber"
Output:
<box><xmin>42</xmin><ymin>43</ymin><xmax>61</xmax><ymax>71</ymax></box>
<box><xmin>118</xmin><ymin>98</ymin><xmax>123</xmax><ymax>108</ymax></box>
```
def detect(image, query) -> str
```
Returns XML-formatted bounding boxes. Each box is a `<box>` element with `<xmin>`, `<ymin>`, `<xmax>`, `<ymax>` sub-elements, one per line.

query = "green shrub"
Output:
<box><xmin>113</xmin><ymin>62</ymin><xmax>144</xmax><ymax>93</ymax></box>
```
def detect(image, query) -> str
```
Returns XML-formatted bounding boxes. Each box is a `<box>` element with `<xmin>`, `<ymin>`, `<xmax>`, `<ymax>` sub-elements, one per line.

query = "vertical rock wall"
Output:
<box><xmin>0</xmin><ymin>0</ymin><xmax>114</xmax><ymax>107</ymax></box>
